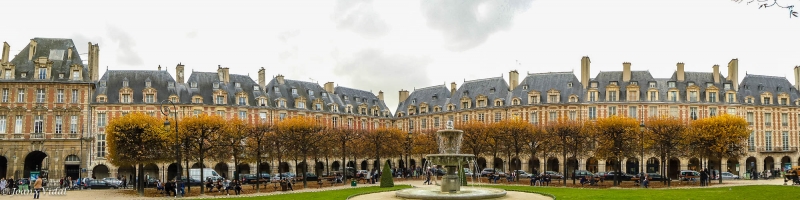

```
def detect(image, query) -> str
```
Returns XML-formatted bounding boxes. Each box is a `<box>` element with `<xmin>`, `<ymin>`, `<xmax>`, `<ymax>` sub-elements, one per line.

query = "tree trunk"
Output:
<box><xmin>718</xmin><ymin>156</ymin><xmax>723</xmax><ymax>184</ymax></box>
<box><xmin>302</xmin><ymin>152</ymin><xmax>308</xmax><ymax>188</ymax></box>
<box><xmin>199</xmin><ymin>142</ymin><xmax>205</xmax><ymax>195</ymax></box>
<box><xmin>256</xmin><ymin>144</ymin><xmax>262</xmax><ymax>193</ymax></box>
<box><xmin>562</xmin><ymin>151</ymin><xmax>567</xmax><ymax>186</ymax></box>
<box><xmin>137</xmin><ymin>163</ymin><xmax>144</xmax><ymax>196</ymax></box>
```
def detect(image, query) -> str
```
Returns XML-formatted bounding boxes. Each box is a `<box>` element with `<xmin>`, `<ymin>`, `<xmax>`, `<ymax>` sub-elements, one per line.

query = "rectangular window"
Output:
<box><xmin>709</xmin><ymin>92</ymin><xmax>716</xmax><ymax>103</ymax></box>
<box><xmin>727</xmin><ymin>93</ymin><xmax>734</xmax><ymax>103</ymax></box>
<box><xmin>649</xmin><ymin>106</ymin><xmax>657</xmax><ymax>117</ymax></box>
<box><xmin>709</xmin><ymin>107</ymin><xmax>717</xmax><ymax>117</ymax></box>
<box><xmin>589</xmin><ymin>92</ymin><xmax>596</xmax><ymax>102</ymax></box>
<box><xmin>727</xmin><ymin>108</ymin><xmax>735</xmax><ymax>115</ymax></box>
<box><xmin>3</xmin><ymin>70</ymin><xmax>10</xmax><ymax>79</ymax></box>
<box><xmin>1</xmin><ymin>88</ymin><xmax>7</xmax><ymax>102</ymax></box>
<box><xmin>259</xmin><ymin>112</ymin><xmax>267</xmax><ymax>122</ymax></box>
<box><xmin>462</xmin><ymin>114</ymin><xmax>469</xmax><ymax>122</ymax></box>
<box><xmin>434</xmin><ymin>117</ymin><xmax>440</xmax><ymax>128</ymax></box>
<box><xmin>669</xmin><ymin>91</ymin><xmax>677</xmax><ymax>102</ymax></box>
<box><xmin>782</xmin><ymin>131</ymin><xmax>789</xmax><ymax>151</ymax></box>
<box><xmin>588</xmin><ymin>107</ymin><xmax>596</xmax><ymax>120</ymax></box>
<box><xmin>216</xmin><ymin>96</ymin><xmax>224</xmax><ymax>104</ymax></box>
<box><xmin>239</xmin><ymin>97</ymin><xmax>246</xmax><ymax>105</ymax></box>
<box><xmin>670</xmin><ymin>106</ymin><xmax>678</xmax><ymax>118</ymax></box>
<box><xmin>70</xmin><ymin>115</ymin><xmax>77</xmax><ymax>133</ymax></box>
<box><xmin>97</xmin><ymin>137</ymin><xmax>106</xmax><ymax>157</ymax></box>
<box><xmin>477</xmin><ymin>113</ymin><xmax>485</xmax><ymax>122</ymax></box>
<box><xmin>97</xmin><ymin>113</ymin><xmax>106</xmax><ymax>127</ymax></box>
<box><xmin>569</xmin><ymin>110</ymin><xmax>576</xmax><ymax>121</ymax></box>
<box><xmin>628</xmin><ymin>91</ymin><xmax>637</xmax><ymax>101</ymax></box>
<box><xmin>193</xmin><ymin>110</ymin><xmax>201</xmax><ymax>116</ymax></box>
<box><xmin>239</xmin><ymin>111</ymin><xmax>246</xmax><ymax>119</ymax></box>
<box><xmin>765</xmin><ymin>113</ymin><xmax>772</xmax><ymax>127</ymax></box>
<box><xmin>34</xmin><ymin>115</ymin><xmax>43</xmax><ymax>133</ymax></box>
<box><xmin>217</xmin><ymin>110</ymin><xmax>225</xmax><ymax>118</ymax></box>
<box><xmin>782</xmin><ymin>113</ymin><xmax>789</xmax><ymax>127</ymax></box>
<box><xmin>765</xmin><ymin>131</ymin><xmax>772</xmax><ymax>151</ymax></box>
<box><xmin>748</xmin><ymin>131</ymin><xmax>755</xmax><ymax>151</ymax></box>
<box><xmin>70</xmin><ymin>90</ymin><xmax>78</xmax><ymax>103</ymax></box>
<box><xmin>421</xmin><ymin>119</ymin><xmax>427</xmax><ymax>129</ymax></box>
<box><xmin>14</xmin><ymin>116</ymin><xmax>22</xmax><ymax>134</ymax></box>
<box><xmin>549</xmin><ymin>111</ymin><xmax>557</xmax><ymax>123</ymax></box>
<box><xmin>332</xmin><ymin>117</ymin><xmax>338</xmax><ymax>127</ymax></box>
<box><xmin>361</xmin><ymin>119</ymin><xmax>366</xmax><ymax>129</ymax></box>
<box><xmin>0</xmin><ymin>115</ymin><xmax>5</xmax><ymax>133</ymax></box>
<box><xmin>781</xmin><ymin>98</ymin><xmax>788</xmax><ymax>105</ymax></box>
<box><xmin>690</xmin><ymin>91</ymin><xmax>697</xmax><ymax>102</ymax></box>
<box><xmin>494</xmin><ymin>112</ymin><xmax>502</xmax><ymax>122</ymax></box>
<box><xmin>747</xmin><ymin>112</ymin><xmax>754</xmax><ymax>125</ymax></box>
<box><xmin>629</xmin><ymin>106</ymin><xmax>637</xmax><ymax>119</ymax></box>
<box><xmin>122</xmin><ymin>94</ymin><xmax>130</xmax><ymax>103</ymax></box>
<box><xmin>38</xmin><ymin>68</ymin><xmax>47</xmax><ymax>79</ymax></box>
<box><xmin>690</xmin><ymin>107</ymin><xmax>698</xmax><ymax>120</ymax></box>
<box><xmin>608</xmin><ymin>91</ymin><xmax>617</xmax><ymax>101</ymax></box>
<box><xmin>36</xmin><ymin>89</ymin><xmax>45</xmax><ymax>103</ymax></box>
<box><xmin>649</xmin><ymin>91</ymin><xmax>656</xmax><ymax>101</ymax></box>
<box><xmin>146</xmin><ymin>94</ymin><xmax>154</xmax><ymax>103</ymax></box>
<box><xmin>57</xmin><ymin>89</ymin><xmax>64</xmax><ymax>103</ymax></box>
<box><xmin>73</xmin><ymin>70</ymin><xmax>80</xmax><ymax>80</ymax></box>
<box><xmin>608</xmin><ymin>106</ymin><xmax>617</xmax><ymax>116</ymax></box>
<box><xmin>56</xmin><ymin>115</ymin><xmax>63</xmax><ymax>133</ymax></box>
<box><xmin>16</xmin><ymin>89</ymin><xmax>24</xmax><ymax>103</ymax></box>
<box><xmin>548</xmin><ymin>95</ymin><xmax>558</xmax><ymax>103</ymax></box>
<box><xmin>764</xmin><ymin>97</ymin><xmax>771</xmax><ymax>105</ymax></box>
<box><xmin>347</xmin><ymin>118</ymin><xmax>353</xmax><ymax>128</ymax></box>
<box><xmin>530</xmin><ymin>112</ymin><xmax>539</xmax><ymax>124</ymax></box>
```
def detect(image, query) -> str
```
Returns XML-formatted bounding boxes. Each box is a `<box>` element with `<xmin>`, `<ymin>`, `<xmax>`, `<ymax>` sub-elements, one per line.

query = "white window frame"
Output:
<box><xmin>14</xmin><ymin>116</ymin><xmax>22</xmax><ymax>134</ymax></box>
<box><xmin>55</xmin><ymin>115</ymin><xmax>63</xmax><ymax>133</ymax></box>
<box><xmin>57</xmin><ymin>89</ymin><xmax>64</xmax><ymax>103</ymax></box>
<box><xmin>70</xmin><ymin>115</ymin><xmax>78</xmax><ymax>134</ymax></box>
<box><xmin>98</xmin><ymin>113</ymin><xmax>106</xmax><ymax>127</ymax></box>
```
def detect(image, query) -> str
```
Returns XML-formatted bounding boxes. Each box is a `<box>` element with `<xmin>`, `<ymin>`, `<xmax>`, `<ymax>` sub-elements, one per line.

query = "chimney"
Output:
<box><xmin>258</xmin><ymin>67</ymin><xmax>266</xmax><ymax>90</ymax></box>
<box><xmin>622</xmin><ymin>62</ymin><xmax>631</xmax><ymax>82</ymax></box>
<box><xmin>378</xmin><ymin>90</ymin><xmax>384</xmax><ymax>101</ymax></box>
<box><xmin>450</xmin><ymin>82</ymin><xmax>457</xmax><ymax>96</ymax></box>
<box><xmin>727</xmin><ymin>59</ymin><xmax>739</xmax><ymax>90</ymax></box>
<box><xmin>324</xmin><ymin>82</ymin><xmax>334</xmax><ymax>94</ymax></box>
<box><xmin>28</xmin><ymin>39</ymin><xmax>38</xmax><ymax>61</ymax></box>
<box><xmin>67</xmin><ymin>48</ymin><xmax>72</xmax><ymax>60</ymax></box>
<box><xmin>399</xmin><ymin>90</ymin><xmax>410</xmax><ymax>105</ymax></box>
<box><xmin>1</xmin><ymin>42</ymin><xmax>9</xmax><ymax>63</ymax></box>
<box><xmin>677</xmin><ymin>62</ymin><xmax>685</xmax><ymax>82</ymax></box>
<box><xmin>88</xmin><ymin>42</ymin><xmax>100</xmax><ymax>81</ymax></box>
<box><xmin>217</xmin><ymin>65</ymin><xmax>230</xmax><ymax>83</ymax></box>
<box><xmin>581</xmin><ymin>56</ymin><xmax>591</xmax><ymax>89</ymax></box>
<box><xmin>175</xmin><ymin>63</ymin><xmax>184</xmax><ymax>83</ymax></box>
<box><xmin>158</xmin><ymin>65</ymin><xmax>161</xmax><ymax>71</ymax></box>
<box><xmin>508</xmin><ymin>70</ymin><xmax>519</xmax><ymax>91</ymax></box>
<box><xmin>794</xmin><ymin>66</ymin><xmax>800</xmax><ymax>91</ymax></box>
<box><xmin>712</xmin><ymin>64</ymin><xmax>720</xmax><ymax>84</ymax></box>
<box><xmin>276</xmin><ymin>74</ymin><xmax>285</xmax><ymax>85</ymax></box>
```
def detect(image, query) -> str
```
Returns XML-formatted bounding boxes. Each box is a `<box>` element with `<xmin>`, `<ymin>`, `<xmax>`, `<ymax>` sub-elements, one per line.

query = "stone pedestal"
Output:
<box><xmin>441</xmin><ymin>166</ymin><xmax>460</xmax><ymax>193</ymax></box>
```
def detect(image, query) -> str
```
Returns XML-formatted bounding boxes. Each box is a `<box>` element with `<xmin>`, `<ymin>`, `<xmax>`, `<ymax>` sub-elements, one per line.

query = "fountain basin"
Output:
<box><xmin>395</xmin><ymin>187</ymin><xmax>507</xmax><ymax>200</ymax></box>
<box><xmin>426</xmin><ymin>154</ymin><xmax>474</xmax><ymax>166</ymax></box>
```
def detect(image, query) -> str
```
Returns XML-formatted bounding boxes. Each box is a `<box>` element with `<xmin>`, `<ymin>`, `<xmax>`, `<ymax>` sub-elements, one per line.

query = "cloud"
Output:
<box><xmin>420</xmin><ymin>0</ymin><xmax>533</xmax><ymax>51</ymax></box>
<box><xmin>106</xmin><ymin>26</ymin><xmax>144</xmax><ymax>66</ymax></box>
<box><xmin>332</xmin><ymin>0</ymin><xmax>390</xmax><ymax>38</ymax></box>
<box><xmin>334</xmin><ymin>49</ymin><xmax>433</xmax><ymax>109</ymax></box>
<box><xmin>185</xmin><ymin>30</ymin><xmax>198</xmax><ymax>38</ymax></box>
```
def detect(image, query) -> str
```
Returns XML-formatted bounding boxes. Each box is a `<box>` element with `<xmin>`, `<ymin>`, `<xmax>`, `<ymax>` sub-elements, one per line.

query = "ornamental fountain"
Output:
<box><xmin>395</xmin><ymin>121</ymin><xmax>506</xmax><ymax>199</ymax></box>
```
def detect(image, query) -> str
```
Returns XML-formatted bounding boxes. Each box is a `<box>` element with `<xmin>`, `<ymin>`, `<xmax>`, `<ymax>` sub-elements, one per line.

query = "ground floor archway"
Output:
<box><xmin>315</xmin><ymin>161</ymin><xmax>324</xmax><ymax>176</ymax></box>
<box><xmin>143</xmin><ymin>163</ymin><xmax>158</xmax><ymax>180</ymax></box>
<box><xmin>0</xmin><ymin>156</ymin><xmax>7</xmax><ymax>178</ymax></box>
<box><xmin>668</xmin><ymin>157</ymin><xmax>680</xmax><ymax>179</ymax></box>
<box><xmin>215</xmin><ymin>162</ymin><xmax>229</xmax><ymax>179</ymax></box>
<box><xmin>410</xmin><ymin>159</ymin><xmax>417</xmax><ymax>168</ymax></box>
<box><xmin>626</xmin><ymin>157</ymin><xmax>639</xmax><ymax>174</ymax></box>
<box><xmin>688</xmin><ymin>158</ymin><xmax>700</xmax><ymax>171</ymax></box>
<box><xmin>492</xmin><ymin>158</ymin><xmax>503</xmax><ymax>170</ymax></box>
<box><xmin>605</xmin><ymin>158</ymin><xmax>619</xmax><ymax>172</ymax></box>
<box><xmin>25</xmin><ymin>151</ymin><xmax>48</xmax><ymax>179</ymax></box>
<box><xmin>191</xmin><ymin>163</ymin><xmax>206</xmax><ymax>168</ymax></box>
<box><xmin>547</xmin><ymin>157</ymin><xmax>559</xmax><ymax>172</ymax></box>
<box><xmin>746</xmin><ymin>157</ymin><xmax>757</xmax><ymax>173</ymax></box>
<box><xmin>361</xmin><ymin>160</ymin><xmax>368</xmax><ymax>170</ymax></box>
<box><xmin>781</xmin><ymin>156</ymin><xmax>792</xmax><ymax>170</ymax></box>
<box><xmin>566</xmin><ymin>157</ymin><xmax>578</xmax><ymax>178</ymax></box>
<box><xmin>259</xmin><ymin>163</ymin><xmax>271</xmax><ymax>174</ymax></box>
<box><xmin>528</xmin><ymin>157</ymin><xmax>540</xmax><ymax>173</ymax></box>
<box><xmin>510</xmin><ymin>157</ymin><xmax>522</xmax><ymax>172</ymax></box>
<box><xmin>331</xmin><ymin>161</ymin><xmax>340</xmax><ymax>171</ymax></box>
<box><xmin>236</xmin><ymin>163</ymin><xmax>250</xmax><ymax>177</ymax></box>
<box><xmin>764</xmin><ymin>156</ymin><xmax>774</xmax><ymax>171</ymax></box>
<box><xmin>477</xmin><ymin>158</ymin><xmax>487</xmax><ymax>170</ymax></box>
<box><xmin>118</xmin><ymin>165</ymin><xmax>135</xmax><ymax>182</ymax></box>
<box><xmin>92</xmin><ymin>164</ymin><xmax>110</xmax><ymax>179</ymax></box>
<box><xmin>646</xmin><ymin>157</ymin><xmax>659</xmax><ymax>173</ymax></box>
<box><xmin>727</xmin><ymin>158</ymin><xmax>739</xmax><ymax>175</ymax></box>
<box><xmin>586</xmin><ymin>157</ymin><xmax>598</xmax><ymax>173</ymax></box>
<box><xmin>279</xmin><ymin>162</ymin><xmax>290</xmax><ymax>173</ymax></box>
<box><xmin>167</xmin><ymin>163</ymin><xmax>178</xmax><ymax>180</ymax></box>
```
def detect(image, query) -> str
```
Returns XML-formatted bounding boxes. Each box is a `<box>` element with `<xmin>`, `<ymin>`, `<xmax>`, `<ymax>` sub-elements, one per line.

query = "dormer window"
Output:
<box><xmin>687</xmin><ymin>82</ymin><xmax>695</xmax><ymax>86</ymax></box>
<box><xmin>307</xmin><ymin>89</ymin><xmax>313</xmax><ymax>95</ymax></box>
<box><xmin>123</xmin><ymin>80</ymin><xmax>129</xmax><ymax>87</ymax></box>
<box><xmin>512</xmin><ymin>99</ymin><xmax>520</xmax><ymax>105</ymax></box>
<box><xmin>355</xmin><ymin>97</ymin><xmax>360</xmax><ymax>103</ymax></box>
<box><xmin>567</xmin><ymin>82</ymin><xmax>573</xmax><ymax>87</ymax></box>
<box><xmin>235</xmin><ymin>82</ymin><xmax>240</xmax><ymax>88</ymax></box>
<box><xmin>273</xmin><ymin>86</ymin><xmax>279</xmax><ymax>92</ymax></box>
<box><xmin>100</xmin><ymin>81</ymin><xmax>106</xmax><ymax>87</ymax></box>
<box><xmin>191</xmin><ymin>82</ymin><xmax>197</xmax><ymax>88</ymax></box>
<box><xmin>213</xmin><ymin>82</ymin><xmax>219</xmax><ymax>89</ymax></box>
<box><xmin>591</xmin><ymin>82</ymin><xmax>598</xmax><ymax>88</ymax></box>
<box><xmin>322</xmin><ymin>93</ymin><xmax>327</xmax><ymax>97</ymax></box>
<box><xmin>145</xmin><ymin>80</ymin><xmax>151</xmax><ymax>88</ymax></box>
<box><xmin>21</xmin><ymin>73</ymin><xmax>26</xmax><ymax>78</ymax></box>
<box><xmin>411</xmin><ymin>99</ymin><xmax>416</xmax><ymax>104</ymax></box>
<box><xmin>490</xmin><ymin>88</ymin><xmax>495</xmax><ymax>93</ymax></box>
<box><xmin>38</xmin><ymin>68</ymin><xmax>47</xmax><ymax>80</ymax></box>
<box><xmin>59</xmin><ymin>73</ymin><xmax>64</xmax><ymax>79</ymax></box>
<box><xmin>168</xmin><ymin>82</ymin><xmax>174</xmax><ymax>87</ymax></box>
<box><xmin>706</xmin><ymin>83</ymin><xmax>713</xmax><ymax>87</ymax></box>
<box><xmin>630</xmin><ymin>82</ymin><xmax>637</xmax><ymax>86</ymax></box>
<box><xmin>668</xmin><ymin>81</ymin><xmax>676</xmax><ymax>88</ymax></box>
<box><xmin>254</xmin><ymin>86</ymin><xmax>259</xmax><ymax>91</ymax></box>
<box><xmin>522</xmin><ymin>85</ymin><xmax>528</xmax><ymax>90</ymax></box>
<box><xmin>610</xmin><ymin>81</ymin><xmax>617</xmax><ymax>85</ymax></box>
<box><xmin>432</xmin><ymin>95</ymin><xmax>438</xmax><ymax>101</ymax></box>
<box><xmin>724</xmin><ymin>83</ymin><xmax>731</xmax><ymax>90</ymax></box>
<box><xmin>649</xmin><ymin>82</ymin><xmax>656</xmax><ymax>88</ymax></box>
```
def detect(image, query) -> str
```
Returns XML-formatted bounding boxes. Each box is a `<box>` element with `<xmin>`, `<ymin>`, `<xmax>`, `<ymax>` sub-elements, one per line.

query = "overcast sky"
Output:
<box><xmin>4</xmin><ymin>0</ymin><xmax>800</xmax><ymax>112</ymax></box>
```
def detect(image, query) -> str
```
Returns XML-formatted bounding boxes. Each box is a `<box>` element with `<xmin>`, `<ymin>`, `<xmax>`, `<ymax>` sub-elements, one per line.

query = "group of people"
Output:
<box><xmin>0</xmin><ymin>178</ymin><xmax>18</xmax><ymax>195</ymax></box>
<box><xmin>422</xmin><ymin>166</ymin><xmax>438</xmax><ymax>185</ymax></box>
<box><xmin>528</xmin><ymin>170</ymin><xmax>554</xmax><ymax>186</ymax></box>
<box><xmin>201</xmin><ymin>178</ymin><xmax>243</xmax><ymax>195</ymax></box>
<box><xmin>698</xmin><ymin>168</ymin><xmax>715</xmax><ymax>186</ymax></box>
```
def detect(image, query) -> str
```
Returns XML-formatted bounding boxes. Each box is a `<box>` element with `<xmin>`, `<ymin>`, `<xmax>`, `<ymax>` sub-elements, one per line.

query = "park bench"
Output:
<box><xmin>679</xmin><ymin>176</ymin><xmax>698</xmax><ymax>185</ymax></box>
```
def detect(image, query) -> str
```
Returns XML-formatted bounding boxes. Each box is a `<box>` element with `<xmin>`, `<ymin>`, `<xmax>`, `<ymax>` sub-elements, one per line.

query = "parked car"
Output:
<box><xmin>720</xmin><ymin>172</ymin><xmax>740</xmax><ymax>180</ymax></box>
<box><xmin>573</xmin><ymin>170</ymin><xmax>596</xmax><ymax>179</ymax></box>
<box><xmin>180</xmin><ymin>177</ymin><xmax>204</xmax><ymax>186</ymax></box>
<box><xmin>514</xmin><ymin>170</ymin><xmax>534</xmax><ymax>178</ymax></box>
<box><xmin>356</xmin><ymin>170</ymin><xmax>369</xmax><ymax>178</ymax></box>
<box><xmin>544</xmin><ymin>171</ymin><xmax>564</xmax><ymax>179</ymax></box>
<box><xmin>463</xmin><ymin>168</ymin><xmax>474</xmax><ymax>177</ymax></box>
<box><xmin>242</xmin><ymin>174</ymin><xmax>260</xmax><ymax>184</ymax></box>
<box><xmin>102</xmin><ymin>178</ymin><xmax>122</xmax><ymax>187</ymax></box>
<box><xmin>303</xmin><ymin>172</ymin><xmax>319</xmax><ymax>181</ymax></box>
<box><xmin>679</xmin><ymin>170</ymin><xmax>700</xmax><ymax>181</ymax></box>
<box><xmin>480</xmin><ymin>168</ymin><xmax>505</xmax><ymax>177</ymax></box>
<box><xmin>85</xmin><ymin>180</ymin><xmax>117</xmax><ymax>189</ymax></box>
<box><xmin>646</xmin><ymin>173</ymin><xmax>664</xmax><ymax>181</ymax></box>
<box><xmin>596</xmin><ymin>171</ymin><xmax>632</xmax><ymax>181</ymax></box>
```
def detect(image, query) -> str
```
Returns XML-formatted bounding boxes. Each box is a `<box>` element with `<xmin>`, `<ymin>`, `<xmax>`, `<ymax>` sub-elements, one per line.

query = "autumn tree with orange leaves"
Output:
<box><xmin>412</xmin><ymin>129</ymin><xmax>438</xmax><ymax>166</ymax></box>
<box><xmin>243</xmin><ymin>122</ymin><xmax>273</xmax><ymax>192</ymax></box>
<box><xmin>179</xmin><ymin>114</ymin><xmax>227</xmax><ymax>194</ymax></box>
<box><xmin>457</xmin><ymin>121</ymin><xmax>492</xmax><ymax>168</ymax></box>
<box><xmin>211</xmin><ymin>117</ymin><xmax>250</xmax><ymax>181</ymax></box>
<box><xmin>493</xmin><ymin>119</ymin><xmax>531</xmax><ymax>173</ymax></box>
<box><xmin>591</xmin><ymin>116</ymin><xmax>640</xmax><ymax>186</ymax></box>
<box><xmin>362</xmin><ymin>127</ymin><xmax>405</xmax><ymax>171</ymax></box>
<box><xmin>686</xmin><ymin>114</ymin><xmax>750</xmax><ymax>184</ymax></box>
<box><xmin>645</xmin><ymin>116</ymin><xmax>688</xmax><ymax>186</ymax></box>
<box><xmin>106</xmin><ymin>112</ymin><xmax>172</xmax><ymax>196</ymax></box>
<box><xmin>544</xmin><ymin>119</ymin><xmax>592</xmax><ymax>185</ymax></box>
<box><xmin>276</xmin><ymin>116</ymin><xmax>326</xmax><ymax>187</ymax></box>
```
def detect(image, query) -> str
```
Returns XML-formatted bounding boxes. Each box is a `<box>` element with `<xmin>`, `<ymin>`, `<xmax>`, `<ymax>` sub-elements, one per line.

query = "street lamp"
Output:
<box><xmin>160</xmin><ymin>99</ymin><xmax>182</xmax><ymax>198</ymax></box>
<box><xmin>406</xmin><ymin>130</ymin><xmax>413</xmax><ymax>178</ymax></box>
<box><xmin>639</xmin><ymin>120</ymin><xmax>645</xmax><ymax>188</ymax></box>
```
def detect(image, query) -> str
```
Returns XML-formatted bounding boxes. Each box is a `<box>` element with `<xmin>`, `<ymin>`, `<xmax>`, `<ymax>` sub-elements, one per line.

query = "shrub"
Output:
<box><xmin>380</xmin><ymin>162</ymin><xmax>394</xmax><ymax>188</ymax></box>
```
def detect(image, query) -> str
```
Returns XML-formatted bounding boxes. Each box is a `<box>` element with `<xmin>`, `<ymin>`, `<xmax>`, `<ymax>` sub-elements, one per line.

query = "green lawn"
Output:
<box><xmin>487</xmin><ymin>185</ymin><xmax>800</xmax><ymax>200</ymax></box>
<box><xmin>199</xmin><ymin>185</ymin><xmax>411</xmax><ymax>200</ymax></box>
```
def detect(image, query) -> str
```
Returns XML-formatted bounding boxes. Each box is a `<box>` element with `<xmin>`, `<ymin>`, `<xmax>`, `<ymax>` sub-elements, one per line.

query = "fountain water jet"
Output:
<box><xmin>395</xmin><ymin>121</ymin><xmax>506</xmax><ymax>199</ymax></box>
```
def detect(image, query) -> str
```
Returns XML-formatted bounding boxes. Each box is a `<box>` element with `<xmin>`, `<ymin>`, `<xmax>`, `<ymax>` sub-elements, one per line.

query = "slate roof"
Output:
<box><xmin>512</xmin><ymin>72</ymin><xmax>583</xmax><ymax>104</ymax></box>
<box><xmin>668</xmin><ymin>71</ymin><xmax>731</xmax><ymax>102</ymax></box>
<box><xmin>334</xmin><ymin>86</ymin><xmax>392</xmax><ymax>117</ymax></box>
<box><xmin>592</xmin><ymin>71</ymin><xmax>655</xmax><ymax>102</ymax></box>
<box><xmin>737</xmin><ymin>74</ymin><xmax>800</xmax><ymax>105</ymax></box>
<box><xmin>264</xmin><ymin>78</ymin><xmax>332</xmax><ymax>110</ymax></box>
<box><xmin>395</xmin><ymin>84</ymin><xmax>450</xmax><ymax>116</ymax></box>
<box><xmin>450</xmin><ymin>77</ymin><xmax>509</xmax><ymax>110</ymax></box>
<box><xmin>4</xmin><ymin>38</ymin><xmax>91</xmax><ymax>83</ymax></box>
<box><xmin>94</xmin><ymin>70</ymin><xmax>178</xmax><ymax>104</ymax></box>
<box><xmin>184</xmin><ymin>72</ymin><xmax>263</xmax><ymax>106</ymax></box>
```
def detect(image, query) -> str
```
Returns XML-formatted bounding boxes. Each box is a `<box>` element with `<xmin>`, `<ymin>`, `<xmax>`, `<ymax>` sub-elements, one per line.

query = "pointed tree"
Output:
<box><xmin>179</xmin><ymin>114</ymin><xmax>227</xmax><ymax>195</ymax></box>
<box><xmin>276</xmin><ymin>116</ymin><xmax>326</xmax><ymax>187</ymax></box>
<box><xmin>243</xmin><ymin>122</ymin><xmax>273</xmax><ymax>192</ymax></box>
<box><xmin>687</xmin><ymin>114</ymin><xmax>750</xmax><ymax>184</ymax></box>
<box><xmin>380</xmin><ymin>161</ymin><xmax>394</xmax><ymax>188</ymax></box>
<box><xmin>645</xmin><ymin>115</ymin><xmax>688</xmax><ymax>186</ymax></box>
<box><xmin>591</xmin><ymin>116</ymin><xmax>640</xmax><ymax>186</ymax></box>
<box><xmin>106</xmin><ymin>112</ymin><xmax>171</xmax><ymax>196</ymax></box>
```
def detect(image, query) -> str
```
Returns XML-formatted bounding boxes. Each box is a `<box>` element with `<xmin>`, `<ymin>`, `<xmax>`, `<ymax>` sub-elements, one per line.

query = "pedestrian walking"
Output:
<box><xmin>32</xmin><ymin>177</ymin><xmax>43</xmax><ymax>199</ymax></box>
